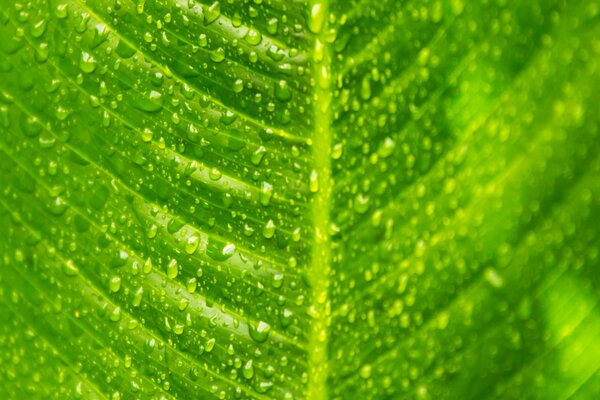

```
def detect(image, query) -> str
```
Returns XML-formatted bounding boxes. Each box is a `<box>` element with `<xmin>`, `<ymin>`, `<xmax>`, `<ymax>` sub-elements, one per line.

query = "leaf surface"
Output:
<box><xmin>0</xmin><ymin>0</ymin><xmax>599</xmax><ymax>399</ymax></box>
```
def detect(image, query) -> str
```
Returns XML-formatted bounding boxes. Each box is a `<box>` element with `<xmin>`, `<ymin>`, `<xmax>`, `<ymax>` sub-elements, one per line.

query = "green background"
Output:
<box><xmin>1</xmin><ymin>0</ymin><xmax>599</xmax><ymax>398</ymax></box>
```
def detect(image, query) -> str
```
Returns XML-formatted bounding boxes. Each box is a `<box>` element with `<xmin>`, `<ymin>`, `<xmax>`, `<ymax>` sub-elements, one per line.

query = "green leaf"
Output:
<box><xmin>1</xmin><ymin>0</ymin><xmax>599</xmax><ymax>399</ymax></box>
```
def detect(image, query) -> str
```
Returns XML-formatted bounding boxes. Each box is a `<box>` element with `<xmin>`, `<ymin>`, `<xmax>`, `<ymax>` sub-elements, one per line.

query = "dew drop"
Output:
<box><xmin>174</xmin><ymin>324</ymin><xmax>184</xmax><ymax>335</ymax></box>
<box><xmin>109</xmin><ymin>307</ymin><xmax>121</xmax><ymax>322</ymax></box>
<box><xmin>79</xmin><ymin>52</ymin><xmax>97</xmax><ymax>74</ymax></box>
<box><xmin>360</xmin><ymin>75</ymin><xmax>372</xmax><ymax>100</ymax></box>
<box><xmin>186</xmin><ymin>235</ymin><xmax>200</xmax><ymax>255</ymax></box>
<box><xmin>48</xmin><ymin>196</ymin><xmax>69</xmax><ymax>216</ymax></box>
<box><xmin>248</xmin><ymin>321</ymin><xmax>271</xmax><ymax>343</ymax></box>
<box><xmin>133</xmin><ymin>91</ymin><xmax>163</xmax><ymax>113</ymax></box>
<box><xmin>132</xmin><ymin>286</ymin><xmax>144</xmax><ymax>307</ymax></box>
<box><xmin>354</xmin><ymin>194</ymin><xmax>370</xmax><ymax>214</ymax></box>
<box><xmin>55</xmin><ymin>4</ymin><xmax>68</xmax><ymax>19</ymax></box>
<box><xmin>243</xmin><ymin>360</ymin><xmax>254</xmax><ymax>379</ymax></box>
<box><xmin>206</xmin><ymin>337</ymin><xmax>216</xmax><ymax>352</ymax></box>
<box><xmin>220</xmin><ymin>110</ymin><xmax>237</xmax><ymax>125</ymax></box>
<box><xmin>310</xmin><ymin>170</ymin><xmax>319</xmax><ymax>193</ymax></box>
<box><xmin>267</xmin><ymin>18</ymin><xmax>279</xmax><ymax>35</ymax></box>
<box><xmin>274</xmin><ymin>80</ymin><xmax>291</xmax><ymax>102</ymax></box>
<box><xmin>233</xmin><ymin>79</ymin><xmax>244</xmax><ymax>93</ymax></box>
<box><xmin>251</xmin><ymin>146</ymin><xmax>267</xmax><ymax>165</ymax></box>
<box><xmin>187</xmin><ymin>277</ymin><xmax>197</xmax><ymax>293</ymax></box>
<box><xmin>307</xmin><ymin>1</ymin><xmax>325</xmax><ymax>34</ymax></box>
<box><xmin>204</xmin><ymin>2</ymin><xmax>221</xmax><ymax>25</ymax></box>
<box><xmin>245</xmin><ymin>28</ymin><xmax>262</xmax><ymax>45</ymax></box>
<box><xmin>262</xmin><ymin>220</ymin><xmax>276</xmax><ymax>239</ymax></box>
<box><xmin>378</xmin><ymin>137</ymin><xmax>396</xmax><ymax>158</ymax></box>
<box><xmin>359</xmin><ymin>364</ymin><xmax>372</xmax><ymax>379</ymax></box>
<box><xmin>19</xmin><ymin>114</ymin><xmax>41</xmax><ymax>137</ymax></box>
<box><xmin>210</xmin><ymin>47</ymin><xmax>225</xmax><ymax>63</ymax></box>
<box><xmin>63</xmin><ymin>259</ymin><xmax>78</xmax><ymax>277</ymax></box>
<box><xmin>141</xmin><ymin>127</ymin><xmax>154</xmax><ymax>143</ymax></box>
<box><xmin>30</xmin><ymin>19</ymin><xmax>47</xmax><ymax>38</ymax></box>
<box><xmin>207</xmin><ymin>241</ymin><xmax>236</xmax><ymax>261</ymax></box>
<box><xmin>209</xmin><ymin>167</ymin><xmax>222</xmax><ymax>181</ymax></box>
<box><xmin>178</xmin><ymin>298</ymin><xmax>189</xmax><ymax>311</ymax></box>
<box><xmin>332</xmin><ymin>142</ymin><xmax>344</xmax><ymax>160</ymax></box>
<box><xmin>260</xmin><ymin>182</ymin><xmax>273</xmax><ymax>206</ymax></box>
<box><xmin>109</xmin><ymin>276</ymin><xmax>121</xmax><ymax>293</ymax></box>
<box><xmin>167</xmin><ymin>259</ymin><xmax>179</xmax><ymax>279</ymax></box>
<box><xmin>279</xmin><ymin>308</ymin><xmax>293</xmax><ymax>328</ymax></box>
<box><xmin>485</xmin><ymin>267</ymin><xmax>504</xmax><ymax>288</ymax></box>
<box><xmin>272</xmin><ymin>273</ymin><xmax>284</xmax><ymax>289</ymax></box>
<box><xmin>143</xmin><ymin>257</ymin><xmax>153</xmax><ymax>274</ymax></box>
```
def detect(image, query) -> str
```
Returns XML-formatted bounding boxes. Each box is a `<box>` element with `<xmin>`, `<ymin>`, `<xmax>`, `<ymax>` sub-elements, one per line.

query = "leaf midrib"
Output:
<box><xmin>307</xmin><ymin>1</ymin><xmax>333</xmax><ymax>399</ymax></box>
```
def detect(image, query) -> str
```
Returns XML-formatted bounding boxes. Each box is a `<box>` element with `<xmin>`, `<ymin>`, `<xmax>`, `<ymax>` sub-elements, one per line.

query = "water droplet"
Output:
<box><xmin>360</xmin><ymin>75</ymin><xmax>371</xmax><ymax>100</ymax></box>
<box><xmin>279</xmin><ymin>308</ymin><xmax>293</xmax><ymax>328</ymax></box>
<box><xmin>204</xmin><ymin>2</ymin><xmax>221</xmax><ymax>25</ymax></box>
<box><xmin>267</xmin><ymin>45</ymin><xmax>285</xmax><ymax>62</ymax></box>
<box><xmin>174</xmin><ymin>324</ymin><xmax>184</xmax><ymax>335</ymax></box>
<box><xmin>233</xmin><ymin>79</ymin><xmax>244</xmax><ymax>93</ymax></box>
<box><xmin>144</xmin><ymin>338</ymin><xmax>156</xmax><ymax>353</ymax></box>
<box><xmin>310</xmin><ymin>170</ymin><xmax>319</xmax><ymax>193</ymax></box>
<box><xmin>245</xmin><ymin>28</ymin><xmax>262</xmax><ymax>45</ymax></box>
<box><xmin>359</xmin><ymin>364</ymin><xmax>372</xmax><ymax>379</ymax></box>
<box><xmin>111</xmin><ymin>250</ymin><xmax>129</xmax><ymax>268</ymax></box>
<box><xmin>205</xmin><ymin>337</ymin><xmax>216</xmax><ymax>352</ymax></box>
<box><xmin>109</xmin><ymin>276</ymin><xmax>121</xmax><ymax>293</ymax></box>
<box><xmin>167</xmin><ymin>258</ymin><xmax>178</xmax><ymax>279</ymax></box>
<box><xmin>115</xmin><ymin>40</ymin><xmax>136</xmax><ymax>58</ymax></box>
<box><xmin>133</xmin><ymin>91</ymin><xmax>163</xmax><ymax>113</ymax></box>
<box><xmin>63</xmin><ymin>259</ymin><xmax>78</xmax><ymax>277</ymax></box>
<box><xmin>48</xmin><ymin>196</ymin><xmax>69</xmax><ymax>216</ymax></box>
<box><xmin>30</xmin><ymin>19</ymin><xmax>47</xmax><ymax>38</ymax></box>
<box><xmin>189</xmin><ymin>367</ymin><xmax>199</xmax><ymax>381</ymax></box>
<box><xmin>260</xmin><ymin>182</ymin><xmax>273</xmax><ymax>206</ymax></box>
<box><xmin>186</xmin><ymin>277</ymin><xmax>197</xmax><ymax>293</ymax></box>
<box><xmin>132</xmin><ymin>286</ymin><xmax>144</xmax><ymax>307</ymax></box>
<box><xmin>143</xmin><ymin>257</ymin><xmax>153</xmax><ymax>274</ymax></box>
<box><xmin>91</xmin><ymin>24</ymin><xmax>109</xmax><ymax>48</ymax></box>
<box><xmin>186</xmin><ymin>235</ymin><xmax>200</xmax><ymax>254</ymax></box>
<box><xmin>178</xmin><ymin>298</ymin><xmax>189</xmax><ymax>311</ymax></box>
<box><xmin>55</xmin><ymin>106</ymin><xmax>70</xmax><ymax>121</ymax></box>
<box><xmin>307</xmin><ymin>1</ymin><xmax>325</xmax><ymax>33</ymax></box>
<box><xmin>272</xmin><ymin>273</ymin><xmax>284</xmax><ymax>289</ymax></box>
<box><xmin>332</xmin><ymin>142</ymin><xmax>343</xmax><ymax>159</ymax></box>
<box><xmin>275</xmin><ymin>80</ymin><xmax>291</xmax><ymax>102</ymax></box>
<box><xmin>262</xmin><ymin>220</ymin><xmax>276</xmax><ymax>239</ymax></box>
<box><xmin>354</xmin><ymin>194</ymin><xmax>370</xmax><ymax>214</ymax></box>
<box><xmin>79</xmin><ymin>52</ymin><xmax>97</xmax><ymax>74</ymax></box>
<box><xmin>251</xmin><ymin>146</ymin><xmax>267</xmax><ymax>165</ymax></box>
<box><xmin>243</xmin><ymin>360</ymin><xmax>254</xmax><ymax>379</ymax></box>
<box><xmin>248</xmin><ymin>321</ymin><xmax>271</xmax><ymax>343</ymax></box>
<box><xmin>209</xmin><ymin>167</ymin><xmax>222</xmax><ymax>181</ymax></box>
<box><xmin>198</xmin><ymin>34</ymin><xmax>208</xmax><ymax>47</ymax></box>
<box><xmin>210</xmin><ymin>47</ymin><xmax>225</xmax><ymax>63</ymax></box>
<box><xmin>485</xmin><ymin>267</ymin><xmax>504</xmax><ymax>288</ymax></box>
<box><xmin>55</xmin><ymin>4</ymin><xmax>68</xmax><ymax>19</ymax></box>
<box><xmin>19</xmin><ymin>114</ymin><xmax>41</xmax><ymax>137</ymax></box>
<box><xmin>267</xmin><ymin>18</ymin><xmax>279</xmax><ymax>35</ymax></box>
<box><xmin>220</xmin><ymin>110</ymin><xmax>237</xmax><ymax>125</ymax></box>
<box><xmin>207</xmin><ymin>241</ymin><xmax>236</xmax><ymax>261</ymax></box>
<box><xmin>142</xmin><ymin>128</ymin><xmax>154</xmax><ymax>143</ymax></box>
<box><xmin>378</xmin><ymin>137</ymin><xmax>395</xmax><ymax>158</ymax></box>
<box><xmin>109</xmin><ymin>307</ymin><xmax>121</xmax><ymax>322</ymax></box>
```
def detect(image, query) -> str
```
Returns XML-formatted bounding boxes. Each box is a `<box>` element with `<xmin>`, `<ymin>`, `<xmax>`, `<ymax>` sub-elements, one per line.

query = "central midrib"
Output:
<box><xmin>307</xmin><ymin>1</ymin><xmax>333</xmax><ymax>399</ymax></box>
